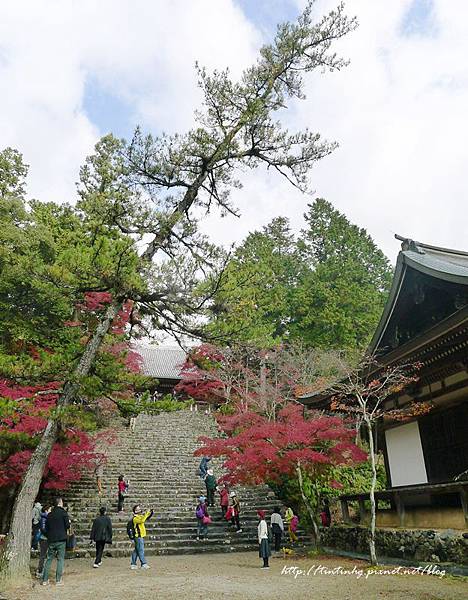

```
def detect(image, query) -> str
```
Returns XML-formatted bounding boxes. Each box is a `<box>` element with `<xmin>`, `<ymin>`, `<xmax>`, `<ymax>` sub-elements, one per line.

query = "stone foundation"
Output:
<box><xmin>321</xmin><ymin>525</ymin><xmax>468</xmax><ymax>565</ymax></box>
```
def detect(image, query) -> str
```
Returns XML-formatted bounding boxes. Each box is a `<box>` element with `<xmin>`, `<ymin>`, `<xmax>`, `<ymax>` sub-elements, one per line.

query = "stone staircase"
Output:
<box><xmin>48</xmin><ymin>410</ymin><xmax>289</xmax><ymax>558</ymax></box>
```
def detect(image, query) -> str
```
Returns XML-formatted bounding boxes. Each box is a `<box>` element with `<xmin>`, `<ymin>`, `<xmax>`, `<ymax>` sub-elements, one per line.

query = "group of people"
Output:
<box><xmin>31</xmin><ymin>497</ymin><xmax>71</xmax><ymax>586</ymax></box>
<box><xmin>197</xmin><ymin>456</ymin><xmax>242</xmax><ymax>539</ymax></box>
<box><xmin>32</xmin><ymin>456</ymin><xmax>328</xmax><ymax>583</ymax></box>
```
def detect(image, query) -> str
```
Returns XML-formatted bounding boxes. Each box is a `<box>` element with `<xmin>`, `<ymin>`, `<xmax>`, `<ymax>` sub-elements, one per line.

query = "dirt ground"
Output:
<box><xmin>2</xmin><ymin>552</ymin><xmax>467</xmax><ymax>600</ymax></box>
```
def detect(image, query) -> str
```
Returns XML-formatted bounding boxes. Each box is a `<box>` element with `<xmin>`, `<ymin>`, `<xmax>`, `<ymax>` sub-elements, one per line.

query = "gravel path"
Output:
<box><xmin>3</xmin><ymin>552</ymin><xmax>467</xmax><ymax>600</ymax></box>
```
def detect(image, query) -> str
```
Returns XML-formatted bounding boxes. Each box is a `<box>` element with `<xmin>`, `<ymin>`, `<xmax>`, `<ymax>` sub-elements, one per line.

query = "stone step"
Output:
<box><xmin>42</xmin><ymin>411</ymin><xmax>289</xmax><ymax>559</ymax></box>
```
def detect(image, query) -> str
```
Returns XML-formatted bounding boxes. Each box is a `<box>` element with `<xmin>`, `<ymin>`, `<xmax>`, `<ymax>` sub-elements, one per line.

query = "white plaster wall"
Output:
<box><xmin>385</xmin><ymin>421</ymin><xmax>428</xmax><ymax>487</ymax></box>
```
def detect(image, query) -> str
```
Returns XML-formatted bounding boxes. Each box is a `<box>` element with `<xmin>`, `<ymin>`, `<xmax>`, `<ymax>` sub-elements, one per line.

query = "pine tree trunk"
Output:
<box><xmin>0</xmin><ymin>301</ymin><xmax>121</xmax><ymax>584</ymax></box>
<box><xmin>1</xmin><ymin>420</ymin><xmax>58</xmax><ymax>582</ymax></box>
<box><xmin>365</xmin><ymin>416</ymin><xmax>378</xmax><ymax>566</ymax></box>
<box><xmin>296</xmin><ymin>462</ymin><xmax>320</xmax><ymax>547</ymax></box>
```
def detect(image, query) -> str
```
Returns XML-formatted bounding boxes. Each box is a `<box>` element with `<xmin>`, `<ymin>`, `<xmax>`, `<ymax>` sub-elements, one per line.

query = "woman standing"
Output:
<box><xmin>195</xmin><ymin>496</ymin><xmax>210</xmax><ymax>540</ymax></box>
<box><xmin>284</xmin><ymin>506</ymin><xmax>294</xmax><ymax>542</ymax></box>
<box><xmin>257</xmin><ymin>510</ymin><xmax>270</xmax><ymax>569</ymax></box>
<box><xmin>117</xmin><ymin>475</ymin><xmax>128</xmax><ymax>513</ymax></box>
<box><xmin>230</xmin><ymin>491</ymin><xmax>242</xmax><ymax>533</ymax></box>
<box><xmin>219</xmin><ymin>483</ymin><xmax>229</xmax><ymax>517</ymax></box>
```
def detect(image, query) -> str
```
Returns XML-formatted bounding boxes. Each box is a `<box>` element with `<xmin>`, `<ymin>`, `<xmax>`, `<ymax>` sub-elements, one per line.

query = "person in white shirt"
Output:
<box><xmin>257</xmin><ymin>510</ymin><xmax>270</xmax><ymax>569</ymax></box>
<box><xmin>270</xmin><ymin>506</ymin><xmax>284</xmax><ymax>551</ymax></box>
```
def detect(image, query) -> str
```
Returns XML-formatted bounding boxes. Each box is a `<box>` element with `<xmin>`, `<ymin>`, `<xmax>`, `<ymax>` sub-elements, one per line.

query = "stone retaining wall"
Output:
<box><xmin>320</xmin><ymin>525</ymin><xmax>468</xmax><ymax>565</ymax></box>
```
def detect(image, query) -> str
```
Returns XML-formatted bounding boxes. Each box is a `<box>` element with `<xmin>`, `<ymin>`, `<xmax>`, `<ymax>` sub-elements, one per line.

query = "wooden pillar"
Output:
<box><xmin>459</xmin><ymin>486</ymin><xmax>468</xmax><ymax>527</ymax></box>
<box><xmin>358</xmin><ymin>498</ymin><xmax>366</xmax><ymax>523</ymax></box>
<box><xmin>340</xmin><ymin>499</ymin><xmax>351</xmax><ymax>524</ymax></box>
<box><xmin>394</xmin><ymin>492</ymin><xmax>405</xmax><ymax>527</ymax></box>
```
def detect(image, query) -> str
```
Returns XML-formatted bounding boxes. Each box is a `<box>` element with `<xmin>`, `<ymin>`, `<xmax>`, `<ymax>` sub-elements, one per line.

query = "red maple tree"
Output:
<box><xmin>195</xmin><ymin>403</ymin><xmax>367</xmax><ymax>543</ymax></box>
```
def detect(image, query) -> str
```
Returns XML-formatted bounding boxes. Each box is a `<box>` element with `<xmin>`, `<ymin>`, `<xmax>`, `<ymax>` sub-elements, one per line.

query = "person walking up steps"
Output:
<box><xmin>130</xmin><ymin>505</ymin><xmax>153</xmax><ymax>570</ymax></box>
<box><xmin>257</xmin><ymin>510</ymin><xmax>271</xmax><ymax>569</ymax></box>
<box><xmin>230</xmin><ymin>491</ymin><xmax>242</xmax><ymax>533</ymax></box>
<box><xmin>198</xmin><ymin>456</ymin><xmax>211</xmax><ymax>479</ymax></box>
<box><xmin>90</xmin><ymin>506</ymin><xmax>113</xmax><ymax>568</ymax></box>
<box><xmin>42</xmin><ymin>497</ymin><xmax>70</xmax><ymax>587</ymax></box>
<box><xmin>117</xmin><ymin>475</ymin><xmax>128</xmax><ymax>513</ymax></box>
<box><xmin>205</xmin><ymin>469</ymin><xmax>217</xmax><ymax>507</ymax></box>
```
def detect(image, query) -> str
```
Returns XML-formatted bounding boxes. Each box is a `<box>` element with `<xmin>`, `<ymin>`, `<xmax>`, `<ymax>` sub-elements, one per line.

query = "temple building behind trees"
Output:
<box><xmin>301</xmin><ymin>236</ymin><xmax>468</xmax><ymax>530</ymax></box>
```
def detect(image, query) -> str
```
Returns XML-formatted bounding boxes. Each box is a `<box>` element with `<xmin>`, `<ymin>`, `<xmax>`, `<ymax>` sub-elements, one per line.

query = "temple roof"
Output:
<box><xmin>133</xmin><ymin>345</ymin><xmax>187</xmax><ymax>380</ymax></box>
<box><xmin>369</xmin><ymin>236</ymin><xmax>468</xmax><ymax>357</ymax></box>
<box><xmin>298</xmin><ymin>236</ymin><xmax>468</xmax><ymax>405</ymax></box>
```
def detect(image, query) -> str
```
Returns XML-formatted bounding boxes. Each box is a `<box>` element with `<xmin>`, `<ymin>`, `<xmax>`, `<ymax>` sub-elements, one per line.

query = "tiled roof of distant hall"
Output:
<box><xmin>133</xmin><ymin>345</ymin><xmax>187</xmax><ymax>379</ymax></box>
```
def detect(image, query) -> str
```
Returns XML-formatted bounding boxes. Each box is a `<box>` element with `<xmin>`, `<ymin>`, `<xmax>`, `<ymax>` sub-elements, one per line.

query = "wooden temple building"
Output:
<box><xmin>301</xmin><ymin>236</ymin><xmax>468</xmax><ymax>530</ymax></box>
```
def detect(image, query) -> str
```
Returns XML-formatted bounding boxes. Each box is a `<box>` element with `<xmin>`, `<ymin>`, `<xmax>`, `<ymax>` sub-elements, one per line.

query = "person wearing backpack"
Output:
<box><xmin>35</xmin><ymin>505</ymin><xmax>51</xmax><ymax>578</ymax></box>
<box><xmin>195</xmin><ymin>496</ymin><xmax>210</xmax><ymax>541</ymax></box>
<box><xmin>89</xmin><ymin>506</ymin><xmax>113</xmax><ymax>568</ymax></box>
<box><xmin>257</xmin><ymin>510</ymin><xmax>271</xmax><ymax>569</ymax></box>
<box><xmin>130</xmin><ymin>505</ymin><xmax>153</xmax><ymax>570</ymax></box>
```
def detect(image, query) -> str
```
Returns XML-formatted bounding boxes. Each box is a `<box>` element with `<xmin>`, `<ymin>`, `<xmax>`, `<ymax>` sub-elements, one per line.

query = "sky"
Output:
<box><xmin>0</xmin><ymin>0</ymin><xmax>467</xmax><ymax>263</ymax></box>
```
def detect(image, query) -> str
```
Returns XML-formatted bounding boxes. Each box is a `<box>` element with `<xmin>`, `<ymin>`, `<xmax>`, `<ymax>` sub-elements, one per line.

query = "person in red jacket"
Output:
<box><xmin>117</xmin><ymin>475</ymin><xmax>128</xmax><ymax>513</ymax></box>
<box><xmin>218</xmin><ymin>483</ymin><xmax>229</xmax><ymax>517</ymax></box>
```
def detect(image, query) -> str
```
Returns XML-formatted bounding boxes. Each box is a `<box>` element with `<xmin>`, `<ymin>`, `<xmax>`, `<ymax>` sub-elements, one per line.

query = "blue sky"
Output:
<box><xmin>0</xmin><ymin>0</ymin><xmax>467</xmax><ymax>260</ymax></box>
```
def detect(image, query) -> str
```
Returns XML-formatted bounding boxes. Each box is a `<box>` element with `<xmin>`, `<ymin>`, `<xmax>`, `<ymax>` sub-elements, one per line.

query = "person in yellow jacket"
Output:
<box><xmin>130</xmin><ymin>505</ymin><xmax>153</xmax><ymax>570</ymax></box>
<box><xmin>284</xmin><ymin>506</ymin><xmax>294</xmax><ymax>543</ymax></box>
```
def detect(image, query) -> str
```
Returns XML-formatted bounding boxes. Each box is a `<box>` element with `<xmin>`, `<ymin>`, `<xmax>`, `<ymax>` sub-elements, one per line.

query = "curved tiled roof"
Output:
<box><xmin>133</xmin><ymin>345</ymin><xmax>187</xmax><ymax>379</ymax></box>
<box><xmin>368</xmin><ymin>236</ymin><xmax>468</xmax><ymax>355</ymax></box>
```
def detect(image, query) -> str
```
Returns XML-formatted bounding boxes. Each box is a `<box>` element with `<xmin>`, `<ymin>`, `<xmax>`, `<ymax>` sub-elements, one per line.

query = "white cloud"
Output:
<box><xmin>0</xmin><ymin>0</ymin><xmax>467</xmax><ymax>262</ymax></box>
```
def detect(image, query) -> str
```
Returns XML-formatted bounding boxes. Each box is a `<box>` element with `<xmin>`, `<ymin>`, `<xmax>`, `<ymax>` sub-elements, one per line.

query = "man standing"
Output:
<box><xmin>42</xmin><ymin>497</ymin><xmax>70</xmax><ymax>586</ymax></box>
<box><xmin>90</xmin><ymin>506</ymin><xmax>113</xmax><ymax>567</ymax></box>
<box><xmin>130</xmin><ymin>505</ymin><xmax>153</xmax><ymax>570</ymax></box>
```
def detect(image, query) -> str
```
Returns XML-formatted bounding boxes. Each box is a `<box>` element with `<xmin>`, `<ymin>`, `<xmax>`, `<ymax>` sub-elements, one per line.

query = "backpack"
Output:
<box><xmin>195</xmin><ymin>506</ymin><xmax>204</xmax><ymax>519</ymax></box>
<box><xmin>126</xmin><ymin>518</ymin><xmax>136</xmax><ymax>540</ymax></box>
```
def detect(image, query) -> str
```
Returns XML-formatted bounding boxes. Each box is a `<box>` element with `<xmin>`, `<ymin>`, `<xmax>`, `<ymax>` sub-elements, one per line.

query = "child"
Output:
<box><xmin>117</xmin><ymin>475</ymin><xmax>128</xmax><ymax>513</ymax></box>
<box><xmin>195</xmin><ymin>496</ymin><xmax>209</xmax><ymax>540</ymax></box>
<box><xmin>257</xmin><ymin>510</ymin><xmax>270</xmax><ymax>569</ymax></box>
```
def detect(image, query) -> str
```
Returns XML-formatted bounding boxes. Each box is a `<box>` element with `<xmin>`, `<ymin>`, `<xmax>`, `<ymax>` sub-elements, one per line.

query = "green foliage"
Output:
<box><xmin>207</xmin><ymin>200</ymin><xmax>392</xmax><ymax>350</ymax></box>
<box><xmin>291</xmin><ymin>199</ymin><xmax>392</xmax><ymax>349</ymax></box>
<box><xmin>0</xmin><ymin>147</ymin><xmax>28</xmax><ymax>200</ymax></box>
<box><xmin>116</xmin><ymin>395</ymin><xmax>191</xmax><ymax>418</ymax></box>
<box><xmin>270</xmin><ymin>449</ymin><xmax>387</xmax><ymax>528</ymax></box>
<box><xmin>318</xmin><ymin>455</ymin><xmax>387</xmax><ymax>499</ymax></box>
